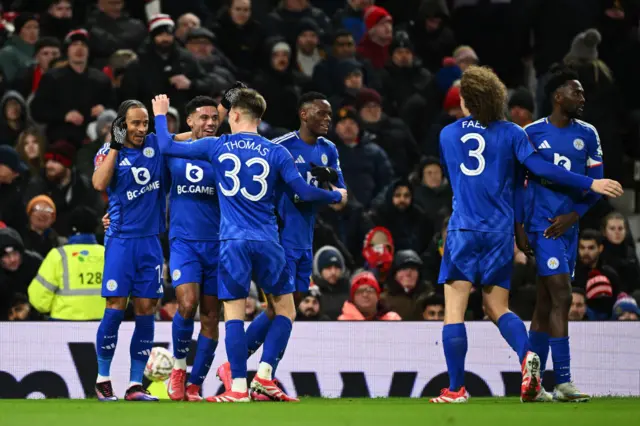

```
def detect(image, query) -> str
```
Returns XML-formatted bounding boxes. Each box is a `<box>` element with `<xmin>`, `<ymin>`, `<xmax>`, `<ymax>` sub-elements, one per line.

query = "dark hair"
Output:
<box><xmin>298</xmin><ymin>91</ymin><xmax>327</xmax><ymax>110</ymax></box>
<box><xmin>417</xmin><ymin>292</ymin><xmax>445</xmax><ymax>313</ymax></box>
<box><xmin>185</xmin><ymin>96</ymin><xmax>218</xmax><ymax>117</ymax></box>
<box><xmin>332</xmin><ymin>29</ymin><xmax>353</xmax><ymax>43</ymax></box>
<box><xmin>579</xmin><ymin>228</ymin><xmax>604</xmax><ymax>246</ymax></box>
<box><xmin>34</xmin><ymin>36</ymin><xmax>61</xmax><ymax>55</ymax></box>
<box><xmin>545</xmin><ymin>64</ymin><xmax>579</xmax><ymax>97</ymax></box>
<box><xmin>460</xmin><ymin>66</ymin><xmax>507</xmax><ymax>126</ymax></box>
<box><xmin>571</xmin><ymin>286</ymin><xmax>586</xmax><ymax>297</ymax></box>
<box><xmin>117</xmin><ymin>99</ymin><xmax>146</xmax><ymax>118</ymax></box>
<box><xmin>9</xmin><ymin>293</ymin><xmax>29</xmax><ymax>309</ymax></box>
<box><xmin>231</xmin><ymin>88</ymin><xmax>267</xmax><ymax>120</ymax></box>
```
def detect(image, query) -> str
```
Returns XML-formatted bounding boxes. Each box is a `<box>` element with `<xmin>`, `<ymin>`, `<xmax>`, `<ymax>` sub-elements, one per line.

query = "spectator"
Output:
<box><xmin>23</xmin><ymin>194</ymin><xmax>61</xmax><ymax>258</ymax></box>
<box><xmin>15</xmin><ymin>127</ymin><xmax>45</xmax><ymax>178</ymax></box>
<box><xmin>421</xmin><ymin>215</ymin><xmax>448</xmax><ymax>288</ymax></box>
<box><xmin>574</xmin><ymin>228</ymin><xmax>621</xmax><ymax>296</ymax></box>
<box><xmin>410</xmin><ymin>157</ymin><xmax>452</xmax><ymax>224</ymax></box>
<box><xmin>327</xmin><ymin>58</ymin><xmax>364</xmax><ymax>111</ymax></box>
<box><xmin>508</xmin><ymin>87</ymin><xmax>535</xmax><ymax>128</ymax></box>
<box><xmin>600</xmin><ymin>212</ymin><xmax>640</xmax><ymax>294</ymax></box>
<box><xmin>174</xmin><ymin>13</ymin><xmax>200</xmax><ymax>45</ymax></box>
<box><xmin>297</xmin><ymin>285</ymin><xmax>330</xmax><ymax>321</ymax></box>
<box><xmin>76</xmin><ymin>109</ymin><xmax>116</xmax><ymax>181</ymax></box>
<box><xmin>612</xmin><ymin>294</ymin><xmax>640</xmax><ymax>321</ymax></box>
<box><xmin>0</xmin><ymin>146</ymin><xmax>29</xmax><ymax>232</ymax></box>
<box><xmin>312</xmin><ymin>245</ymin><xmax>350</xmax><ymax>320</ymax></box>
<box><xmin>312</xmin><ymin>217</ymin><xmax>355</xmax><ymax>270</ymax></box>
<box><xmin>357</xmin><ymin>5</ymin><xmax>392</xmax><ymax>69</ymax></box>
<box><xmin>332</xmin><ymin>0</ymin><xmax>373</xmax><ymax>43</ymax></box>
<box><xmin>0</xmin><ymin>13</ymin><xmax>38</xmax><ymax>82</ymax></box>
<box><xmin>119</xmin><ymin>14</ymin><xmax>212</xmax><ymax>132</ymax></box>
<box><xmin>24</xmin><ymin>140</ymin><xmax>103</xmax><ymax>237</ymax></box>
<box><xmin>30</xmin><ymin>29</ymin><xmax>116</xmax><ymax>147</ymax></box>
<box><xmin>157</xmin><ymin>285</ymin><xmax>177</xmax><ymax>321</ymax></box>
<box><xmin>357</xmin><ymin>88</ymin><xmax>419</xmax><ymax>179</ymax></box>
<box><xmin>362</xmin><ymin>226</ymin><xmax>395</xmax><ymax>282</ymax></box>
<box><xmin>263</xmin><ymin>0</ymin><xmax>331</xmax><ymax>46</ymax></box>
<box><xmin>105</xmin><ymin>49</ymin><xmax>137</xmax><ymax>100</ymax></box>
<box><xmin>381</xmin><ymin>249</ymin><xmax>429</xmax><ymax>320</ymax></box>
<box><xmin>421</xmin><ymin>84</ymin><xmax>464</xmax><ymax>158</ymax></box>
<box><xmin>312</xmin><ymin>29</ymin><xmax>379</xmax><ymax>97</ymax></box>
<box><xmin>11</xmin><ymin>36</ymin><xmax>61</xmax><ymax>100</ymax></box>
<box><xmin>6</xmin><ymin>293</ymin><xmax>31</xmax><ymax>321</ymax></box>
<box><xmin>418</xmin><ymin>292</ymin><xmax>444</xmax><ymax>321</ymax></box>
<box><xmin>184</xmin><ymin>28</ymin><xmax>236</xmax><ymax>93</ymax></box>
<box><xmin>86</xmin><ymin>0</ymin><xmax>147</xmax><ymax>68</ymax></box>
<box><xmin>332</xmin><ymin>107</ymin><xmax>392</xmax><ymax>208</ymax></box>
<box><xmin>453</xmin><ymin>45</ymin><xmax>478</xmax><ymax>72</ymax></box>
<box><xmin>0</xmin><ymin>90</ymin><xmax>32</xmax><ymax>147</ymax></box>
<box><xmin>210</xmin><ymin>0</ymin><xmax>264</xmax><ymax>82</ymax></box>
<box><xmin>408</xmin><ymin>0</ymin><xmax>456</xmax><ymax>74</ymax></box>
<box><xmin>381</xmin><ymin>33</ymin><xmax>432</xmax><ymax>116</ymax></box>
<box><xmin>28</xmin><ymin>206</ymin><xmax>105</xmax><ymax>320</ymax></box>
<box><xmin>569</xmin><ymin>287</ymin><xmax>587</xmax><ymax>321</ymax></box>
<box><xmin>294</xmin><ymin>18</ymin><xmax>324</xmax><ymax>79</ymax></box>
<box><xmin>338</xmin><ymin>270</ymin><xmax>401</xmax><ymax>320</ymax></box>
<box><xmin>251</xmin><ymin>38</ymin><xmax>301</xmax><ymax>132</ymax></box>
<box><xmin>166</xmin><ymin>107</ymin><xmax>180</xmax><ymax>134</ymax></box>
<box><xmin>39</xmin><ymin>0</ymin><xmax>73</xmax><ymax>42</ymax></box>
<box><xmin>0</xmin><ymin>227</ymin><xmax>42</xmax><ymax>320</ymax></box>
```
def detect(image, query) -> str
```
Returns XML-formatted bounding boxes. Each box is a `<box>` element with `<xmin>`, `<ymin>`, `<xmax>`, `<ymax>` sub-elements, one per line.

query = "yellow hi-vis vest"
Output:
<box><xmin>28</xmin><ymin>244</ymin><xmax>106</xmax><ymax>320</ymax></box>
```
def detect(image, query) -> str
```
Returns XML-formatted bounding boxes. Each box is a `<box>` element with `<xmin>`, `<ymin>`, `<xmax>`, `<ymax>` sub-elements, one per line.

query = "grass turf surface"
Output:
<box><xmin>1</xmin><ymin>398</ymin><xmax>639</xmax><ymax>426</ymax></box>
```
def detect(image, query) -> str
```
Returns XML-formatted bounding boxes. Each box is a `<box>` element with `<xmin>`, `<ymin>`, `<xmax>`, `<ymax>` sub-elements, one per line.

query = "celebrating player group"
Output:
<box><xmin>92</xmin><ymin>66</ymin><xmax>622</xmax><ymax>403</ymax></box>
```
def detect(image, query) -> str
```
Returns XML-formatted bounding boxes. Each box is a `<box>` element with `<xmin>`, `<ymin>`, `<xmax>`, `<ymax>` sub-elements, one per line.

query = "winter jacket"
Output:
<box><xmin>408</xmin><ymin>0</ymin><xmax>456</xmax><ymax>73</ymax></box>
<box><xmin>381</xmin><ymin>61</ymin><xmax>433</xmax><ymax>115</ymax></box>
<box><xmin>312</xmin><ymin>247</ymin><xmax>351</xmax><ymax>320</ymax></box>
<box><xmin>312</xmin><ymin>54</ymin><xmax>380</xmax><ymax>97</ymax></box>
<box><xmin>0</xmin><ymin>90</ymin><xmax>32</xmax><ymax>147</ymax></box>
<box><xmin>600</xmin><ymin>241</ymin><xmax>640</xmax><ymax>294</ymax></box>
<box><xmin>263</xmin><ymin>5</ymin><xmax>331</xmax><ymax>45</ymax></box>
<box><xmin>0</xmin><ymin>36</ymin><xmax>34</xmax><ymax>82</ymax></box>
<box><xmin>86</xmin><ymin>9</ymin><xmax>147</xmax><ymax>67</ymax></box>
<box><xmin>356</xmin><ymin>35</ymin><xmax>389</xmax><ymax>70</ymax></box>
<box><xmin>337</xmin><ymin>301</ymin><xmax>401</xmax><ymax>321</ymax></box>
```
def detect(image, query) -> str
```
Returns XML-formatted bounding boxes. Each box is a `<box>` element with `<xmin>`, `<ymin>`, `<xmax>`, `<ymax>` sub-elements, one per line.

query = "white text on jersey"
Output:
<box><xmin>223</xmin><ymin>139</ymin><xmax>269</xmax><ymax>157</ymax></box>
<box><xmin>127</xmin><ymin>181</ymin><xmax>160</xmax><ymax>200</ymax></box>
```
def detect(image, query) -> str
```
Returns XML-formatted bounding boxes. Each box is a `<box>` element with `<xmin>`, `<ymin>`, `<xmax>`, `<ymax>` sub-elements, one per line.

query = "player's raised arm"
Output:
<box><xmin>152</xmin><ymin>95</ymin><xmax>212</xmax><ymax>160</ymax></box>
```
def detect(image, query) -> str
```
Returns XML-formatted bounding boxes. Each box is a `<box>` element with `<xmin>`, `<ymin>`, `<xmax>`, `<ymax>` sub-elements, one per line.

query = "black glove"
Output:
<box><xmin>109</xmin><ymin>116</ymin><xmax>126</xmax><ymax>150</ymax></box>
<box><xmin>221</xmin><ymin>81</ymin><xmax>248</xmax><ymax>110</ymax></box>
<box><xmin>310</xmin><ymin>162</ymin><xmax>339</xmax><ymax>184</ymax></box>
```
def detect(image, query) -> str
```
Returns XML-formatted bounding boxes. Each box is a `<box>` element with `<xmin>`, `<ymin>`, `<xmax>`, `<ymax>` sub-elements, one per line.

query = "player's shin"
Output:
<box><xmin>258</xmin><ymin>315</ymin><xmax>293</xmax><ymax>380</ymax></box>
<box><xmin>550</xmin><ymin>337</ymin><xmax>571</xmax><ymax>385</ymax></box>
<box><xmin>497</xmin><ymin>312</ymin><xmax>531</xmax><ymax>364</ymax></box>
<box><xmin>189</xmin><ymin>334</ymin><xmax>218</xmax><ymax>386</ymax></box>
<box><xmin>172</xmin><ymin>311</ymin><xmax>194</xmax><ymax>369</ymax></box>
<box><xmin>130</xmin><ymin>314</ymin><xmax>155</xmax><ymax>386</ymax></box>
<box><xmin>96</xmin><ymin>308</ymin><xmax>125</xmax><ymax>381</ymax></box>
<box><xmin>245</xmin><ymin>310</ymin><xmax>273</xmax><ymax>358</ymax></box>
<box><xmin>443</xmin><ymin>323</ymin><xmax>467</xmax><ymax>391</ymax></box>
<box><xmin>529</xmin><ymin>330</ymin><xmax>550</xmax><ymax>372</ymax></box>
<box><xmin>225</xmin><ymin>318</ymin><xmax>248</xmax><ymax>393</ymax></box>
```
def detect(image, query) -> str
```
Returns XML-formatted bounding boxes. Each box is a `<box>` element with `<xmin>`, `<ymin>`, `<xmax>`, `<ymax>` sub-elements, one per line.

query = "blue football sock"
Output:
<box><xmin>245</xmin><ymin>311</ymin><xmax>272</xmax><ymax>358</ymax></box>
<box><xmin>172</xmin><ymin>311</ymin><xmax>194</xmax><ymax>360</ymax></box>
<box><xmin>225</xmin><ymin>320</ymin><xmax>248</xmax><ymax>379</ymax></box>
<box><xmin>550</xmin><ymin>336</ymin><xmax>571</xmax><ymax>385</ymax></box>
<box><xmin>497</xmin><ymin>312</ymin><xmax>531</xmax><ymax>364</ymax></box>
<box><xmin>528</xmin><ymin>330</ymin><xmax>550</xmax><ymax>372</ymax></box>
<box><xmin>96</xmin><ymin>308</ymin><xmax>124</xmax><ymax>378</ymax></box>
<box><xmin>260</xmin><ymin>315</ymin><xmax>292</xmax><ymax>369</ymax></box>
<box><xmin>188</xmin><ymin>334</ymin><xmax>218</xmax><ymax>386</ymax></box>
<box><xmin>130</xmin><ymin>314</ymin><xmax>154</xmax><ymax>384</ymax></box>
<box><xmin>442</xmin><ymin>323</ymin><xmax>467</xmax><ymax>391</ymax></box>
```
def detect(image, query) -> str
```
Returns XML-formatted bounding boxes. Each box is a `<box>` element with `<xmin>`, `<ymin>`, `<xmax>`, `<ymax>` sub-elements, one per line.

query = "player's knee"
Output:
<box><xmin>200</xmin><ymin>311</ymin><xmax>219</xmax><ymax>339</ymax></box>
<box><xmin>105</xmin><ymin>297</ymin><xmax>127</xmax><ymax>310</ymax></box>
<box><xmin>178</xmin><ymin>295</ymin><xmax>199</xmax><ymax>318</ymax></box>
<box><xmin>551</xmin><ymin>289</ymin><xmax>572</xmax><ymax>313</ymax></box>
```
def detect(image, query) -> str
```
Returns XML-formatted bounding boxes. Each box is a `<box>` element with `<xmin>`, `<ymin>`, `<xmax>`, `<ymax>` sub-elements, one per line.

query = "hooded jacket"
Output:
<box><xmin>381</xmin><ymin>249</ymin><xmax>431</xmax><ymax>320</ymax></box>
<box><xmin>311</xmin><ymin>246</ymin><xmax>351</xmax><ymax>320</ymax></box>
<box><xmin>0</xmin><ymin>90</ymin><xmax>31</xmax><ymax>147</ymax></box>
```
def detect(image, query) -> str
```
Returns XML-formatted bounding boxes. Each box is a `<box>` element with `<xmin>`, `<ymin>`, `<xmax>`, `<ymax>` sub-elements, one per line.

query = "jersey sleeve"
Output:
<box><xmin>585</xmin><ymin>126</ymin><xmax>603</xmax><ymax>169</ymax></box>
<box><xmin>329</xmin><ymin>143</ymin><xmax>346</xmax><ymax>188</ymax></box>
<box><xmin>94</xmin><ymin>143</ymin><xmax>110</xmax><ymax>171</ymax></box>
<box><xmin>274</xmin><ymin>144</ymin><xmax>303</xmax><ymax>184</ymax></box>
<box><xmin>513</xmin><ymin>126</ymin><xmax>536</xmax><ymax>164</ymax></box>
<box><xmin>155</xmin><ymin>114</ymin><xmax>212</xmax><ymax>160</ymax></box>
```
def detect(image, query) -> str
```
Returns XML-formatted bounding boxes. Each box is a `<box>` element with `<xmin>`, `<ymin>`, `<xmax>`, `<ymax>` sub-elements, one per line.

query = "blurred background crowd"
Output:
<box><xmin>0</xmin><ymin>0</ymin><xmax>640</xmax><ymax>323</ymax></box>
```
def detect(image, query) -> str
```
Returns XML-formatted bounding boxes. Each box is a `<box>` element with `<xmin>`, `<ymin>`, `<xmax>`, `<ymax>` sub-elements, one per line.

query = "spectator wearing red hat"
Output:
<box><xmin>31</xmin><ymin>29</ymin><xmax>116</xmax><ymax>147</ymax></box>
<box><xmin>24</xmin><ymin>140</ymin><xmax>103</xmax><ymax>237</ymax></box>
<box><xmin>357</xmin><ymin>5</ymin><xmax>393</xmax><ymax>69</ymax></box>
<box><xmin>338</xmin><ymin>270</ymin><xmax>401</xmax><ymax>320</ymax></box>
<box><xmin>86</xmin><ymin>0</ymin><xmax>147</xmax><ymax>68</ymax></box>
<box><xmin>356</xmin><ymin>87</ymin><xmax>419</xmax><ymax>179</ymax></box>
<box><xmin>421</xmin><ymin>84</ymin><xmax>463</xmax><ymax>158</ymax></box>
<box><xmin>0</xmin><ymin>13</ymin><xmax>39</xmax><ymax>82</ymax></box>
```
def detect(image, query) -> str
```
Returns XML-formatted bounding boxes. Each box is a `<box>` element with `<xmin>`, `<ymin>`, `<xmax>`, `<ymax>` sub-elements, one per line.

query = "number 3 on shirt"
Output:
<box><xmin>460</xmin><ymin>133</ymin><xmax>486</xmax><ymax>176</ymax></box>
<box><xmin>218</xmin><ymin>153</ymin><xmax>270</xmax><ymax>201</ymax></box>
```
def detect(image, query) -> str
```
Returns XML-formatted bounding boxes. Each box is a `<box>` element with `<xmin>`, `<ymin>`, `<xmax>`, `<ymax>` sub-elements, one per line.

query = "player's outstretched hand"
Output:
<box><xmin>331</xmin><ymin>185</ymin><xmax>348</xmax><ymax>205</ymax></box>
<box><xmin>152</xmin><ymin>94</ymin><xmax>170</xmax><ymax>116</ymax></box>
<box><xmin>221</xmin><ymin>81</ymin><xmax>248</xmax><ymax>110</ymax></box>
<box><xmin>590</xmin><ymin>179</ymin><xmax>623</xmax><ymax>198</ymax></box>
<box><xmin>544</xmin><ymin>212</ymin><xmax>579</xmax><ymax>239</ymax></box>
<box><xmin>102</xmin><ymin>213</ymin><xmax>110</xmax><ymax>231</ymax></box>
<box><xmin>110</xmin><ymin>116</ymin><xmax>126</xmax><ymax>150</ymax></box>
<box><xmin>310</xmin><ymin>162</ymin><xmax>339</xmax><ymax>184</ymax></box>
<box><xmin>514</xmin><ymin>223</ymin><xmax>533</xmax><ymax>258</ymax></box>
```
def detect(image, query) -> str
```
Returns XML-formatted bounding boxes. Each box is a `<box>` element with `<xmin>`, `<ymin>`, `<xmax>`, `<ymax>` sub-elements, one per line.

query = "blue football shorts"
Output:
<box><xmin>169</xmin><ymin>238</ymin><xmax>219</xmax><ymax>296</ymax></box>
<box><xmin>527</xmin><ymin>229</ymin><xmax>578</xmax><ymax>278</ymax></box>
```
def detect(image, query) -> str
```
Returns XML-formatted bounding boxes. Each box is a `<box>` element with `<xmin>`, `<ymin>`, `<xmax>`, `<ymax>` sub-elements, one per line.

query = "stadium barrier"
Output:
<box><xmin>1</xmin><ymin>322</ymin><xmax>638</xmax><ymax>399</ymax></box>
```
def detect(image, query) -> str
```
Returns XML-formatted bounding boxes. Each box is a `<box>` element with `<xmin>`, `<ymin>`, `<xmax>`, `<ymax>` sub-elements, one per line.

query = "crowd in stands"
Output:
<box><xmin>0</xmin><ymin>0</ymin><xmax>639</xmax><ymax>322</ymax></box>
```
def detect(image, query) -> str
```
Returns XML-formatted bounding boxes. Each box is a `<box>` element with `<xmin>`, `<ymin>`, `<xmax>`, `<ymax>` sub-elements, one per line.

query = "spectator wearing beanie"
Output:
<box><xmin>0</xmin><ymin>146</ymin><xmax>29</xmax><ymax>233</ymax></box>
<box><xmin>357</xmin><ymin>5</ymin><xmax>393</xmax><ymax>69</ymax></box>
<box><xmin>39</xmin><ymin>0</ymin><xmax>74</xmax><ymax>42</ymax></box>
<box><xmin>508</xmin><ymin>87</ymin><xmax>534</xmax><ymax>128</ymax></box>
<box><xmin>24</xmin><ymin>140</ymin><xmax>103</xmax><ymax>237</ymax></box>
<box><xmin>31</xmin><ymin>29</ymin><xmax>116</xmax><ymax>147</ymax></box>
<box><xmin>357</xmin><ymin>88</ymin><xmax>419</xmax><ymax>178</ymax></box>
<box><xmin>409</xmin><ymin>0</ymin><xmax>456</xmax><ymax>74</ymax></box>
<box><xmin>23</xmin><ymin>194</ymin><xmax>61</xmax><ymax>258</ymax></box>
<box><xmin>12</xmin><ymin>37</ymin><xmax>61</xmax><ymax>100</ymax></box>
<box><xmin>294</xmin><ymin>18</ymin><xmax>325</xmax><ymax>78</ymax></box>
<box><xmin>410</xmin><ymin>157</ymin><xmax>452</xmax><ymax>224</ymax></box>
<box><xmin>297</xmin><ymin>285</ymin><xmax>330</xmax><ymax>321</ymax></box>
<box><xmin>119</xmin><ymin>14</ymin><xmax>212</xmax><ymax>132</ymax></box>
<box><xmin>332</xmin><ymin>106</ymin><xmax>393</xmax><ymax>208</ymax></box>
<box><xmin>612</xmin><ymin>294</ymin><xmax>640</xmax><ymax>321</ymax></box>
<box><xmin>0</xmin><ymin>13</ymin><xmax>39</xmax><ymax>82</ymax></box>
<box><xmin>85</xmin><ymin>0</ymin><xmax>147</xmax><ymax>68</ymax></box>
<box><xmin>417</xmin><ymin>292</ymin><xmax>445</xmax><ymax>321</ymax></box>
<box><xmin>382</xmin><ymin>250</ymin><xmax>430</xmax><ymax>320</ymax></box>
<box><xmin>0</xmin><ymin>227</ymin><xmax>43</xmax><ymax>320</ymax></box>
<box><xmin>422</xmin><ymin>84</ymin><xmax>463</xmax><ymax>158</ymax></box>
<box><xmin>0</xmin><ymin>90</ymin><xmax>33</xmax><ymax>147</ymax></box>
<box><xmin>338</xmin><ymin>270</ymin><xmax>401</xmax><ymax>320</ymax></box>
<box><xmin>76</xmin><ymin>109</ymin><xmax>118</xmax><ymax>180</ymax></box>
<box><xmin>381</xmin><ymin>32</ymin><xmax>433</xmax><ymax>116</ymax></box>
<box><xmin>311</xmin><ymin>245</ymin><xmax>351</xmax><ymax>320</ymax></box>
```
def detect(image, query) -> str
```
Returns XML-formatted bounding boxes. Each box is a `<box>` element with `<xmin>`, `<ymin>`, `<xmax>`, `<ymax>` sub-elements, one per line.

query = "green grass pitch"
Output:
<box><xmin>1</xmin><ymin>398</ymin><xmax>639</xmax><ymax>426</ymax></box>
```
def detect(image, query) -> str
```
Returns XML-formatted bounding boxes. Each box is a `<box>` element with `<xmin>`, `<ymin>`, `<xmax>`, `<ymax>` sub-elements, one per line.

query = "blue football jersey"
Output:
<box><xmin>272</xmin><ymin>131</ymin><xmax>346</xmax><ymax>250</ymax></box>
<box><xmin>523</xmin><ymin>118</ymin><xmax>603</xmax><ymax>232</ymax></box>
<box><xmin>167</xmin><ymin>140</ymin><xmax>219</xmax><ymax>241</ymax></box>
<box><xmin>94</xmin><ymin>134</ymin><xmax>167</xmax><ymax>238</ymax></box>
<box><xmin>440</xmin><ymin>117</ymin><xmax>535</xmax><ymax>233</ymax></box>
